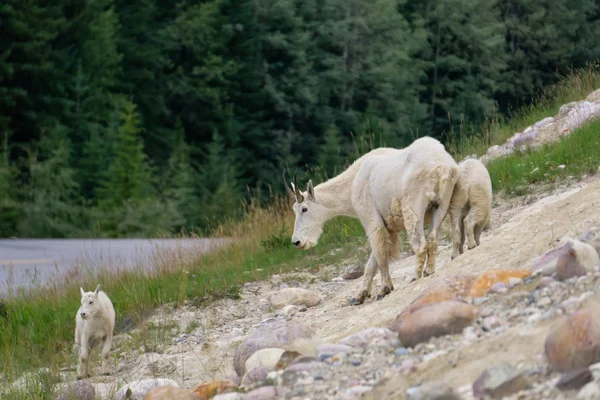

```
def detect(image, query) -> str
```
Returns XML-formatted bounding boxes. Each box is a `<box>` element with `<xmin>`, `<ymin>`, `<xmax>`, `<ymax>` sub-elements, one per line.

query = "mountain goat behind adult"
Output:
<box><xmin>74</xmin><ymin>284</ymin><xmax>115</xmax><ymax>378</ymax></box>
<box><xmin>447</xmin><ymin>158</ymin><xmax>493</xmax><ymax>260</ymax></box>
<box><xmin>284</xmin><ymin>136</ymin><xmax>458</xmax><ymax>306</ymax></box>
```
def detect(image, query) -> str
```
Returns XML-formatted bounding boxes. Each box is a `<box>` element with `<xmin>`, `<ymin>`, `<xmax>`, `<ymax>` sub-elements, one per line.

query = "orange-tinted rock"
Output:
<box><xmin>470</xmin><ymin>269</ymin><xmax>531</xmax><ymax>298</ymax></box>
<box><xmin>389</xmin><ymin>275</ymin><xmax>476</xmax><ymax>331</ymax></box>
<box><xmin>545</xmin><ymin>309</ymin><xmax>600</xmax><ymax>372</ymax></box>
<box><xmin>192</xmin><ymin>380</ymin><xmax>237</xmax><ymax>400</ymax></box>
<box><xmin>144</xmin><ymin>386</ymin><xmax>201</xmax><ymax>400</ymax></box>
<box><xmin>394</xmin><ymin>300</ymin><xmax>476</xmax><ymax>347</ymax></box>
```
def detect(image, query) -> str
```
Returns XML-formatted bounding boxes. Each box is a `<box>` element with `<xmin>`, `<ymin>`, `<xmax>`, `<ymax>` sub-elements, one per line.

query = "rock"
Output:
<box><xmin>406</xmin><ymin>381</ymin><xmax>460</xmax><ymax>400</ymax></box>
<box><xmin>280</xmin><ymin>305</ymin><xmax>302</xmax><ymax>316</ymax></box>
<box><xmin>556</xmin><ymin>368</ymin><xmax>592</xmax><ymax>390</ymax></box>
<box><xmin>192</xmin><ymin>380</ymin><xmax>237</xmax><ymax>400</ymax></box>
<box><xmin>316</xmin><ymin>343</ymin><xmax>353</xmax><ymax>361</ymax></box>
<box><xmin>56</xmin><ymin>381</ymin><xmax>95</xmax><ymax>400</ymax></box>
<box><xmin>560</xmin><ymin>101</ymin><xmax>600</xmax><ymax>136</ymax></box>
<box><xmin>538</xmin><ymin>277</ymin><xmax>557</xmax><ymax>288</ymax></box>
<box><xmin>274</xmin><ymin>351</ymin><xmax>303</xmax><ymax>370</ymax></box>
<box><xmin>342</xmin><ymin>263</ymin><xmax>365</xmax><ymax>280</ymax></box>
<box><xmin>285</xmin><ymin>361</ymin><xmax>324</xmax><ymax>372</ymax></box>
<box><xmin>470</xmin><ymin>269</ymin><xmax>531</xmax><ymax>298</ymax></box>
<box><xmin>339</xmin><ymin>327</ymin><xmax>398</xmax><ymax>349</ymax></box>
<box><xmin>267</xmin><ymin>288</ymin><xmax>321</xmax><ymax>309</ymax></box>
<box><xmin>143</xmin><ymin>387</ymin><xmax>201</xmax><ymax>400</ymax></box>
<box><xmin>586</xmin><ymin>89</ymin><xmax>600</xmax><ymax>103</ymax></box>
<box><xmin>390</xmin><ymin>275</ymin><xmax>477</xmax><ymax>329</ymax></box>
<box><xmin>233</xmin><ymin>320</ymin><xmax>317</xmax><ymax>377</ymax></box>
<box><xmin>340</xmin><ymin>385</ymin><xmax>373</xmax><ymax>398</ymax></box>
<box><xmin>488</xmin><ymin>282</ymin><xmax>508</xmax><ymax>294</ymax></box>
<box><xmin>578</xmin><ymin>381</ymin><xmax>600</xmax><ymax>399</ymax></box>
<box><xmin>245</xmin><ymin>348</ymin><xmax>286</xmax><ymax>373</ymax></box>
<box><xmin>241</xmin><ymin>386</ymin><xmax>281</xmax><ymax>400</ymax></box>
<box><xmin>241</xmin><ymin>366</ymin><xmax>269</xmax><ymax>387</ymax></box>
<box><xmin>393</xmin><ymin>300</ymin><xmax>476</xmax><ymax>347</ymax></box>
<box><xmin>558</xmin><ymin>101</ymin><xmax>582</xmax><ymax>118</ymax></box>
<box><xmin>545</xmin><ymin>308</ymin><xmax>600</xmax><ymax>372</ymax></box>
<box><xmin>481</xmin><ymin>316</ymin><xmax>502</xmax><ymax>331</ymax></box>
<box><xmin>115</xmin><ymin>379</ymin><xmax>180</xmax><ymax>400</ymax></box>
<box><xmin>212</xmin><ymin>394</ymin><xmax>243</xmax><ymax>400</ymax></box>
<box><xmin>472</xmin><ymin>364</ymin><xmax>531</xmax><ymax>399</ymax></box>
<box><xmin>395</xmin><ymin>347</ymin><xmax>410</xmax><ymax>356</ymax></box>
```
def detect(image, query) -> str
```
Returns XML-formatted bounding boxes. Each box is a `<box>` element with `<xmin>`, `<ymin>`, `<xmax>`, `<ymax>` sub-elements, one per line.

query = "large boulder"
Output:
<box><xmin>545</xmin><ymin>308</ymin><xmax>600</xmax><ymax>372</ymax></box>
<box><xmin>245</xmin><ymin>348</ymin><xmax>286</xmax><ymax>373</ymax></box>
<box><xmin>469</xmin><ymin>269</ymin><xmax>531</xmax><ymax>298</ymax></box>
<box><xmin>233</xmin><ymin>320</ymin><xmax>317</xmax><ymax>377</ymax></box>
<box><xmin>393</xmin><ymin>300</ymin><xmax>476</xmax><ymax>347</ymax></box>
<box><xmin>389</xmin><ymin>275</ymin><xmax>476</xmax><ymax>331</ymax></box>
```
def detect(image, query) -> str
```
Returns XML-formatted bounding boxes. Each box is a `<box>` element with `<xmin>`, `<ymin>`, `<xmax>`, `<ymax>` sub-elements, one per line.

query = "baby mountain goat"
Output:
<box><xmin>74</xmin><ymin>284</ymin><xmax>115</xmax><ymax>379</ymax></box>
<box><xmin>284</xmin><ymin>137</ymin><xmax>458</xmax><ymax>305</ymax></box>
<box><xmin>447</xmin><ymin>158</ymin><xmax>493</xmax><ymax>260</ymax></box>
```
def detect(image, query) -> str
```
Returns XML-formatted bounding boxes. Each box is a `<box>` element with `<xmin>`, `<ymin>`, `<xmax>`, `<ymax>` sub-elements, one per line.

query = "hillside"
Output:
<box><xmin>5</xmin><ymin>88</ymin><xmax>600</xmax><ymax>399</ymax></box>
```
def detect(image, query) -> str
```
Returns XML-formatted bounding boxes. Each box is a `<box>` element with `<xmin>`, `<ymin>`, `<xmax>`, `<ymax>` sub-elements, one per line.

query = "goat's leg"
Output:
<box><xmin>77</xmin><ymin>332</ymin><xmax>89</xmax><ymax>379</ymax></box>
<box><xmin>100</xmin><ymin>332</ymin><xmax>113</xmax><ymax>375</ymax></box>
<box><xmin>73</xmin><ymin>320</ymin><xmax>81</xmax><ymax>354</ymax></box>
<box><xmin>464</xmin><ymin>212</ymin><xmax>478</xmax><ymax>250</ymax></box>
<box><xmin>448</xmin><ymin>208</ymin><xmax>463</xmax><ymax>260</ymax></box>
<box><xmin>402</xmin><ymin>204</ymin><xmax>427</xmax><ymax>281</ymax></box>
<box><xmin>350</xmin><ymin>252</ymin><xmax>378</xmax><ymax>306</ymax></box>
<box><xmin>425</xmin><ymin>203</ymin><xmax>450</xmax><ymax>276</ymax></box>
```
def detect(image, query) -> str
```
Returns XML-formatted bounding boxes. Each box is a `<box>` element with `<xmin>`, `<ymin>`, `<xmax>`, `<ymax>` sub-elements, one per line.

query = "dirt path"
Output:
<box><xmin>56</xmin><ymin>174</ymin><xmax>600</xmax><ymax>399</ymax></box>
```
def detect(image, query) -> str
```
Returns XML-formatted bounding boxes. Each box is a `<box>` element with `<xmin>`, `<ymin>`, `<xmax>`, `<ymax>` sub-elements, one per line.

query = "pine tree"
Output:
<box><xmin>97</xmin><ymin>99</ymin><xmax>152</xmax><ymax>210</ymax></box>
<box><xmin>318</xmin><ymin>125</ymin><xmax>345</xmax><ymax>179</ymax></box>
<box><xmin>0</xmin><ymin>133</ymin><xmax>21</xmax><ymax>237</ymax></box>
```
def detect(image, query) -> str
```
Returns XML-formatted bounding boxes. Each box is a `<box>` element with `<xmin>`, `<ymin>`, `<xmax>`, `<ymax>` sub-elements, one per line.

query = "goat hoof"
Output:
<box><xmin>349</xmin><ymin>290</ymin><xmax>370</xmax><ymax>306</ymax></box>
<box><xmin>349</xmin><ymin>297</ymin><xmax>364</xmax><ymax>306</ymax></box>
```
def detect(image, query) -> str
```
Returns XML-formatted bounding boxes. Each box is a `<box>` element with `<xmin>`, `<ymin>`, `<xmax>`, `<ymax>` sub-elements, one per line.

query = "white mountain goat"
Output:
<box><xmin>74</xmin><ymin>284</ymin><xmax>115</xmax><ymax>378</ymax></box>
<box><xmin>447</xmin><ymin>158</ymin><xmax>493</xmax><ymax>260</ymax></box>
<box><xmin>284</xmin><ymin>137</ymin><xmax>459</xmax><ymax>305</ymax></box>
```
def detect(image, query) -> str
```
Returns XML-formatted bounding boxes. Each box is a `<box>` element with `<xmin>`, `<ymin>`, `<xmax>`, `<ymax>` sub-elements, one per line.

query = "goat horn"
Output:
<box><xmin>282</xmin><ymin>168</ymin><xmax>294</xmax><ymax>196</ymax></box>
<box><xmin>293</xmin><ymin>167</ymin><xmax>304</xmax><ymax>203</ymax></box>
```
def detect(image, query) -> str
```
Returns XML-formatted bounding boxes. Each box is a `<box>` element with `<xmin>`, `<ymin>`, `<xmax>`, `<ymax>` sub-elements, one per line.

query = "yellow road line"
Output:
<box><xmin>0</xmin><ymin>259</ymin><xmax>56</xmax><ymax>265</ymax></box>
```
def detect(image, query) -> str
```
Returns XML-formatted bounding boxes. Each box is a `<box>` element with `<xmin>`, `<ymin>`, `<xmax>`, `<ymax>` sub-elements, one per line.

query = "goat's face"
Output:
<box><xmin>291</xmin><ymin>184</ymin><xmax>328</xmax><ymax>250</ymax></box>
<box><xmin>79</xmin><ymin>285</ymin><xmax>100</xmax><ymax>320</ymax></box>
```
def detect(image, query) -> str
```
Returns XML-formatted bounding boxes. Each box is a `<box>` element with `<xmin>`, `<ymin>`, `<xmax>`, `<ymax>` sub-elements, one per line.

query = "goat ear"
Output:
<box><xmin>94</xmin><ymin>284</ymin><xmax>100</xmax><ymax>295</ymax></box>
<box><xmin>80</xmin><ymin>287</ymin><xmax>85</xmax><ymax>297</ymax></box>
<box><xmin>307</xmin><ymin>180</ymin><xmax>315</xmax><ymax>200</ymax></box>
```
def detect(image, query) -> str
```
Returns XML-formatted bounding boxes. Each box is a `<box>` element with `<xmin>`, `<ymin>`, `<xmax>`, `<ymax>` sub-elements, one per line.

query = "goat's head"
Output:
<box><xmin>283</xmin><ymin>168</ymin><xmax>327</xmax><ymax>250</ymax></box>
<box><xmin>79</xmin><ymin>284</ymin><xmax>101</xmax><ymax>320</ymax></box>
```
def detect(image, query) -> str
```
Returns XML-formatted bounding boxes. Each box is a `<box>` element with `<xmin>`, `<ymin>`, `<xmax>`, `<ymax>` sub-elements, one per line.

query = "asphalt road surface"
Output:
<box><xmin>0</xmin><ymin>238</ymin><xmax>228</xmax><ymax>297</ymax></box>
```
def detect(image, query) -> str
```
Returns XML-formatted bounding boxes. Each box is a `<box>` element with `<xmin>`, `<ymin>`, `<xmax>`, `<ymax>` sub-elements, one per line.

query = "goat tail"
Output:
<box><xmin>429</xmin><ymin>164</ymin><xmax>459</xmax><ymax>202</ymax></box>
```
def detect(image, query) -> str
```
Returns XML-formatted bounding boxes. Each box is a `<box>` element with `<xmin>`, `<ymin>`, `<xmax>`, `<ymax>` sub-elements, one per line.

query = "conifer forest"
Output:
<box><xmin>1</xmin><ymin>0</ymin><xmax>600</xmax><ymax>238</ymax></box>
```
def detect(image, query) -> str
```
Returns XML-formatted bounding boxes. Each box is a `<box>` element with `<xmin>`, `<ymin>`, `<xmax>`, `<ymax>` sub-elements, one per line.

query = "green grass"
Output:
<box><xmin>486</xmin><ymin>118</ymin><xmax>600</xmax><ymax>195</ymax></box>
<box><xmin>448</xmin><ymin>62</ymin><xmax>600</xmax><ymax>159</ymax></box>
<box><xmin>0</xmin><ymin>207</ymin><xmax>366</xmax><ymax>394</ymax></box>
<box><xmin>1</xmin><ymin>64</ymin><xmax>600</xmax><ymax>399</ymax></box>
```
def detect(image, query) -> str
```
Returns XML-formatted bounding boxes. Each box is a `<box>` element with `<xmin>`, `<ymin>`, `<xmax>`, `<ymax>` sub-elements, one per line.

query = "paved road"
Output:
<box><xmin>0</xmin><ymin>238</ymin><xmax>228</xmax><ymax>297</ymax></box>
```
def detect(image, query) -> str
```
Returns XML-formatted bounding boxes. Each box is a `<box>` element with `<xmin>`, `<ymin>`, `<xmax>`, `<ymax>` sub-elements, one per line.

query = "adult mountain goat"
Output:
<box><xmin>74</xmin><ymin>284</ymin><xmax>115</xmax><ymax>378</ymax></box>
<box><xmin>284</xmin><ymin>137</ymin><xmax>459</xmax><ymax>305</ymax></box>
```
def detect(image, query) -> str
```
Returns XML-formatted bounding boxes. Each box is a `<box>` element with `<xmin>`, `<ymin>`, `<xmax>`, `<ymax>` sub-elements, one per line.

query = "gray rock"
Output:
<box><xmin>268</xmin><ymin>288</ymin><xmax>321</xmax><ymax>309</ymax></box>
<box><xmin>472</xmin><ymin>364</ymin><xmax>530</xmax><ymax>399</ymax></box>
<box><xmin>233</xmin><ymin>320</ymin><xmax>316</xmax><ymax>377</ymax></box>
<box><xmin>339</xmin><ymin>327</ymin><xmax>398</xmax><ymax>349</ymax></box>
<box><xmin>212</xmin><ymin>394</ymin><xmax>244</xmax><ymax>400</ymax></box>
<box><xmin>114</xmin><ymin>379</ymin><xmax>179</xmax><ymax>400</ymax></box>
<box><xmin>56</xmin><ymin>381</ymin><xmax>95</xmax><ymax>400</ymax></box>
<box><xmin>578</xmin><ymin>381</ymin><xmax>600</xmax><ymax>399</ymax></box>
<box><xmin>556</xmin><ymin>368</ymin><xmax>592</xmax><ymax>390</ymax></box>
<box><xmin>242</xmin><ymin>386</ymin><xmax>281</xmax><ymax>400</ymax></box>
<box><xmin>406</xmin><ymin>381</ymin><xmax>460</xmax><ymax>400</ymax></box>
<box><xmin>241</xmin><ymin>366</ymin><xmax>269</xmax><ymax>387</ymax></box>
<box><xmin>316</xmin><ymin>343</ymin><xmax>353</xmax><ymax>361</ymax></box>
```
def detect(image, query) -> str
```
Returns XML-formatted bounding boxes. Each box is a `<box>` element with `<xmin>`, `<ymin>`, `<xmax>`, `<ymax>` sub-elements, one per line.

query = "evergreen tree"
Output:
<box><xmin>0</xmin><ymin>133</ymin><xmax>21</xmax><ymax>237</ymax></box>
<box><xmin>317</xmin><ymin>125</ymin><xmax>345</xmax><ymax>179</ymax></box>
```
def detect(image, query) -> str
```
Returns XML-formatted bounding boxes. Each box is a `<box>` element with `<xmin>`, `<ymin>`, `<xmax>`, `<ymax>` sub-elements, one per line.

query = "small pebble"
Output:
<box><xmin>395</xmin><ymin>347</ymin><xmax>409</xmax><ymax>356</ymax></box>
